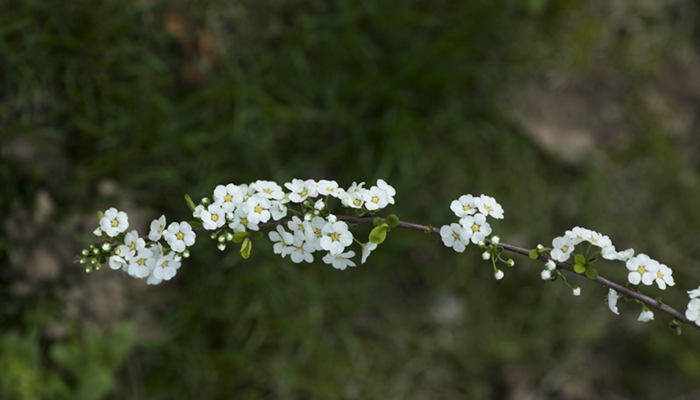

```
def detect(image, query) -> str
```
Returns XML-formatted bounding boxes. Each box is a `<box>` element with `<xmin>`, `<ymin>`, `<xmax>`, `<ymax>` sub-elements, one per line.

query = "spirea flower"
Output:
<box><xmin>285</xmin><ymin>179</ymin><xmax>318</xmax><ymax>203</ymax></box>
<box><xmin>540</xmin><ymin>269</ymin><xmax>551</xmax><ymax>280</ymax></box>
<box><xmin>607</xmin><ymin>289</ymin><xmax>620</xmax><ymax>315</ymax></box>
<box><xmin>320</xmin><ymin>220</ymin><xmax>353</xmax><ymax>255</ymax></box>
<box><xmin>376</xmin><ymin>179</ymin><xmax>396</xmax><ymax>204</ymax></box>
<box><xmin>323</xmin><ymin>251</ymin><xmax>357</xmax><ymax>270</ymax></box>
<box><xmin>494</xmin><ymin>270</ymin><xmax>504</xmax><ymax>280</ymax></box>
<box><xmin>251</xmin><ymin>180</ymin><xmax>284</xmax><ymax>200</ymax></box>
<box><xmin>341</xmin><ymin>181</ymin><xmax>366</xmax><ymax>209</ymax></box>
<box><xmin>287</xmin><ymin>216</ymin><xmax>309</xmax><ymax>238</ymax></box>
<box><xmin>476</xmin><ymin>195</ymin><xmax>504</xmax><ymax>219</ymax></box>
<box><xmin>550</xmin><ymin>236</ymin><xmax>575</xmax><ymax>262</ymax></box>
<box><xmin>151</xmin><ymin>252</ymin><xmax>181</xmax><ymax>281</ymax></box>
<box><xmin>317</xmin><ymin>179</ymin><xmax>342</xmax><ymax>198</ymax></box>
<box><xmin>626</xmin><ymin>254</ymin><xmax>659</xmax><ymax>286</ymax></box>
<box><xmin>269</xmin><ymin>201</ymin><xmax>288</xmax><ymax>220</ymax></box>
<box><xmin>109</xmin><ymin>255</ymin><xmax>127</xmax><ymax>271</ymax></box>
<box><xmin>213</xmin><ymin>184</ymin><xmax>244</xmax><ymax>212</ymax></box>
<box><xmin>201</xmin><ymin>204</ymin><xmax>226</xmax><ymax>230</ymax></box>
<box><xmin>361</xmin><ymin>242</ymin><xmax>378</xmax><ymax>264</ymax></box>
<box><xmin>450</xmin><ymin>194</ymin><xmax>479</xmax><ymax>218</ymax></box>
<box><xmin>119</xmin><ymin>230</ymin><xmax>145</xmax><ymax>260</ymax></box>
<box><xmin>229</xmin><ymin>208</ymin><xmax>259</xmax><ymax>232</ymax></box>
<box><xmin>440</xmin><ymin>223</ymin><xmax>469</xmax><ymax>252</ymax></box>
<box><xmin>289</xmin><ymin>237</ymin><xmax>315</xmax><ymax>263</ymax></box>
<box><xmin>459</xmin><ymin>213</ymin><xmax>492</xmax><ymax>244</ymax></box>
<box><xmin>685</xmin><ymin>298</ymin><xmax>700</xmax><ymax>325</ymax></box>
<box><xmin>637</xmin><ymin>309</ymin><xmax>654</xmax><ymax>322</ymax></box>
<box><xmin>128</xmin><ymin>247</ymin><xmax>155</xmax><ymax>278</ymax></box>
<box><xmin>245</xmin><ymin>195</ymin><xmax>272</xmax><ymax>224</ymax></box>
<box><xmin>363</xmin><ymin>186</ymin><xmax>390</xmax><ymax>211</ymax></box>
<box><xmin>99</xmin><ymin>207</ymin><xmax>129</xmax><ymax>237</ymax></box>
<box><xmin>163</xmin><ymin>221</ymin><xmax>196</xmax><ymax>253</ymax></box>
<box><xmin>268</xmin><ymin>226</ymin><xmax>294</xmax><ymax>258</ymax></box>
<box><xmin>148</xmin><ymin>215</ymin><xmax>167</xmax><ymax>241</ymax></box>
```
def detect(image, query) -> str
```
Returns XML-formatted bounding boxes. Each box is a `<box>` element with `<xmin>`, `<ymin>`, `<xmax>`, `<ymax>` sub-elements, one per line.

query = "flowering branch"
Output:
<box><xmin>78</xmin><ymin>179</ymin><xmax>700</xmax><ymax>333</ymax></box>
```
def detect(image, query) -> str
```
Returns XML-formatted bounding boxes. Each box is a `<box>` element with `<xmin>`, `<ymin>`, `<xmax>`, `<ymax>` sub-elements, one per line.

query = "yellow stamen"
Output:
<box><xmin>485</xmin><ymin>205</ymin><xmax>492</xmax><ymax>212</ymax></box>
<box><xmin>657</xmin><ymin>272</ymin><xmax>664</xmax><ymax>279</ymax></box>
<box><xmin>176</xmin><ymin>232</ymin><xmax>184</xmax><ymax>240</ymax></box>
<box><xmin>211</xmin><ymin>214</ymin><xmax>219</xmax><ymax>222</ymax></box>
<box><xmin>371</xmin><ymin>196</ymin><xmax>379</xmax><ymax>204</ymax></box>
<box><xmin>637</xmin><ymin>266</ymin><xmax>646</xmax><ymax>275</ymax></box>
<box><xmin>161</xmin><ymin>261</ymin><xmax>169</xmax><ymax>268</ymax></box>
<box><xmin>300</xmin><ymin>188</ymin><xmax>308</xmax><ymax>197</ymax></box>
<box><xmin>111</xmin><ymin>219</ymin><xmax>119</xmax><ymax>227</ymax></box>
<box><xmin>353</xmin><ymin>199</ymin><xmax>361</xmax><ymax>206</ymax></box>
<box><xmin>452</xmin><ymin>232</ymin><xmax>460</xmax><ymax>240</ymax></box>
<box><xmin>129</xmin><ymin>242</ymin><xmax>136</xmax><ymax>251</ymax></box>
<box><xmin>561</xmin><ymin>245</ymin><xmax>569</xmax><ymax>253</ymax></box>
<box><xmin>471</xmin><ymin>223</ymin><xmax>480</xmax><ymax>233</ymax></box>
<box><xmin>315</xmin><ymin>229</ymin><xmax>322</xmax><ymax>238</ymax></box>
<box><xmin>254</xmin><ymin>205</ymin><xmax>263</xmax><ymax>213</ymax></box>
<box><xmin>263</xmin><ymin>188</ymin><xmax>271</xmax><ymax>194</ymax></box>
<box><xmin>224</xmin><ymin>194</ymin><xmax>232</xmax><ymax>202</ymax></box>
<box><xmin>331</xmin><ymin>232</ymin><xmax>340</xmax><ymax>241</ymax></box>
<box><xmin>137</xmin><ymin>258</ymin><xmax>146</xmax><ymax>266</ymax></box>
<box><xmin>298</xmin><ymin>224</ymin><xmax>305</xmax><ymax>232</ymax></box>
<box><xmin>240</xmin><ymin>218</ymin><xmax>248</xmax><ymax>226</ymax></box>
<box><xmin>462</xmin><ymin>205</ymin><xmax>471</xmax><ymax>211</ymax></box>
<box><xmin>158</xmin><ymin>226</ymin><xmax>163</xmax><ymax>233</ymax></box>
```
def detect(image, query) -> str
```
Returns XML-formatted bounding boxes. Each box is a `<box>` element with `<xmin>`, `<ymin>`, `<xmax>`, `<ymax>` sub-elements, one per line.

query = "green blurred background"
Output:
<box><xmin>2</xmin><ymin>0</ymin><xmax>700</xmax><ymax>398</ymax></box>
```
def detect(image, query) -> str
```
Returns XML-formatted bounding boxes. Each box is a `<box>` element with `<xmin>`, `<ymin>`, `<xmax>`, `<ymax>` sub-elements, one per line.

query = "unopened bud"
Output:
<box><xmin>494</xmin><ymin>270</ymin><xmax>504</xmax><ymax>280</ymax></box>
<box><xmin>101</xmin><ymin>243</ymin><xmax>111</xmax><ymax>251</ymax></box>
<box><xmin>217</xmin><ymin>243</ymin><xmax>226</xmax><ymax>251</ymax></box>
<box><xmin>226</xmin><ymin>232</ymin><xmax>234</xmax><ymax>241</ymax></box>
<box><xmin>182</xmin><ymin>249</ymin><xmax>190</xmax><ymax>258</ymax></box>
<box><xmin>507</xmin><ymin>259</ymin><xmax>515</xmax><ymax>267</ymax></box>
<box><xmin>482</xmin><ymin>251</ymin><xmax>491</xmax><ymax>260</ymax></box>
<box><xmin>491</xmin><ymin>235</ymin><xmax>500</xmax><ymax>244</ymax></box>
<box><xmin>81</xmin><ymin>249</ymin><xmax>89</xmax><ymax>256</ymax></box>
<box><xmin>202</xmin><ymin>197</ymin><xmax>210</xmax><ymax>205</ymax></box>
<box><xmin>218</xmin><ymin>235</ymin><xmax>226</xmax><ymax>243</ymax></box>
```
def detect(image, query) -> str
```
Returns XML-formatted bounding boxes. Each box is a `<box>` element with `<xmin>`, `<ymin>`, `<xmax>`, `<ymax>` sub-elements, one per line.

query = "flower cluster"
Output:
<box><xmin>81</xmin><ymin>209</ymin><xmax>195</xmax><ymax>285</ymax></box>
<box><xmin>191</xmin><ymin>179</ymin><xmax>396</xmax><ymax>268</ymax></box>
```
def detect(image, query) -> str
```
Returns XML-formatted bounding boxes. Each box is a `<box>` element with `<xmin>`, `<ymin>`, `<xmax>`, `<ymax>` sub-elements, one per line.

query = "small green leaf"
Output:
<box><xmin>373</xmin><ymin>217</ymin><xmax>384</xmax><ymax>226</ymax></box>
<box><xmin>574</xmin><ymin>254</ymin><xmax>586</xmax><ymax>265</ymax></box>
<box><xmin>529</xmin><ymin>249</ymin><xmax>539</xmax><ymax>260</ymax></box>
<box><xmin>573</xmin><ymin>263</ymin><xmax>586</xmax><ymax>274</ymax></box>
<box><xmin>240</xmin><ymin>237</ymin><xmax>252</xmax><ymax>259</ymax></box>
<box><xmin>184</xmin><ymin>193</ymin><xmax>196</xmax><ymax>212</ymax></box>
<box><xmin>232</xmin><ymin>232</ymin><xmax>248</xmax><ymax>243</ymax></box>
<box><xmin>584</xmin><ymin>267</ymin><xmax>598</xmax><ymax>280</ymax></box>
<box><xmin>97</xmin><ymin>210</ymin><xmax>104</xmax><ymax>222</ymax></box>
<box><xmin>386</xmin><ymin>214</ymin><xmax>400</xmax><ymax>228</ymax></box>
<box><xmin>188</xmin><ymin>220</ymin><xmax>202</xmax><ymax>229</ymax></box>
<box><xmin>369</xmin><ymin>224</ymin><xmax>388</xmax><ymax>244</ymax></box>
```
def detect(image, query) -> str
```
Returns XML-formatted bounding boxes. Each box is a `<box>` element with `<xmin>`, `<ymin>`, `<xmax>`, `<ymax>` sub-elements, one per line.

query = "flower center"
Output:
<box><xmin>330</xmin><ymin>232</ymin><xmax>340</xmax><ymax>241</ymax></box>
<box><xmin>240</xmin><ymin>218</ymin><xmax>248</xmax><ymax>226</ymax></box>
<box><xmin>371</xmin><ymin>196</ymin><xmax>379</xmax><ymax>204</ymax></box>
<box><xmin>111</xmin><ymin>219</ymin><xmax>119</xmax><ymax>227</ymax></box>
<box><xmin>224</xmin><ymin>194</ymin><xmax>232</xmax><ymax>202</ymax></box>
<box><xmin>158</xmin><ymin>225</ymin><xmax>164</xmax><ymax>233</ymax></box>
<box><xmin>211</xmin><ymin>214</ymin><xmax>219</xmax><ymax>222</ymax></box>
<box><xmin>471</xmin><ymin>223</ymin><xmax>480</xmax><ymax>233</ymax></box>
<box><xmin>462</xmin><ymin>205</ymin><xmax>471</xmax><ymax>211</ymax></box>
<box><xmin>314</xmin><ymin>229</ymin><xmax>322</xmax><ymax>238</ymax></box>
<box><xmin>300</xmin><ymin>188</ymin><xmax>308</xmax><ymax>197</ymax></box>
<box><xmin>452</xmin><ymin>232</ymin><xmax>460</xmax><ymax>240</ymax></box>
<box><xmin>657</xmin><ymin>271</ymin><xmax>663</xmax><ymax>279</ymax></box>
<box><xmin>561</xmin><ymin>245</ymin><xmax>569</xmax><ymax>253</ymax></box>
<box><xmin>254</xmin><ymin>205</ymin><xmax>263</xmax><ymax>213</ymax></box>
<box><xmin>353</xmin><ymin>199</ymin><xmax>361</xmax><ymax>206</ymax></box>
<box><xmin>161</xmin><ymin>260</ymin><xmax>169</xmax><ymax>268</ymax></box>
<box><xmin>637</xmin><ymin>266</ymin><xmax>646</xmax><ymax>275</ymax></box>
<box><xmin>263</xmin><ymin>188</ymin><xmax>272</xmax><ymax>194</ymax></box>
<box><xmin>485</xmin><ymin>205</ymin><xmax>492</xmax><ymax>212</ymax></box>
<box><xmin>137</xmin><ymin>258</ymin><xmax>146</xmax><ymax>266</ymax></box>
<box><xmin>176</xmin><ymin>232</ymin><xmax>184</xmax><ymax>240</ymax></box>
<box><xmin>298</xmin><ymin>224</ymin><xmax>305</xmax><ymax>232</ymax></box>
<box><xmin>129</xmin><ymin>242</ymin><xmax>136</xmax><ymax>251</ymax></box>
<box><xmin>326</xmin><ymin>186</ymin><xmax>333</xmax><ymax>192</ymax></box>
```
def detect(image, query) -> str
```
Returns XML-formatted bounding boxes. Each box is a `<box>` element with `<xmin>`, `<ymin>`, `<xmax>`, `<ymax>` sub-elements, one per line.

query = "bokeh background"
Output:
<box><xmin>2</xmin><ymin>0</ymin><xmax>700</xmax><ymax>398</ymax></box>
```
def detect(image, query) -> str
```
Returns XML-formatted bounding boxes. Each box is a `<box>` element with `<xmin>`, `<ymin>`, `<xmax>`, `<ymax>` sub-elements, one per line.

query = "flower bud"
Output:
<box><xmin>327</xmin><ymin>214</ymin><xmax>337</xmax><ymax>223</ymax></box>
<box><xmin>314</xmin><ymin>199</ymin><xmax>325</xmax><ymax>210</ymax></box>
<box><xmin>182</xmin><ymin>249</ymin><xmax>190</xmax><ymax>258</ymax></box>
<box><xmin>81</xmin><ymin>249</ymin><xmax>89</xmax><ymax>256</ymax></box>
<box><xmin>101</xmin><ymin>243</ymin><xmax>111</xmax><ymax>251</ymax></box>
<box><xmin>494</xmin><ymin>270</ymin><xmax>504</xmax><ymax>280</ymax></box>
<box><xmin>491</xmin><ymin>235</ymin><xmax>500</xmax><ymax>244</ymax></box>
<box><xmin>540</xmin><ymin>269</ymin><xmax>551</xmax><ymax>280</ymax></box>
<box><xmin>507</xmin><ymin>259</ymin><xmax>515</xmax><ymax>267</ymax></box>
<box><xmin>210</xmin><ymin>233</ymin><xmax>217</xmax><ymax>240</ymax></box>
<box><xmin>218</xmin><ymin>235</ymin><xmax>226</xmax><ymax>243</ymax></box>
<box><xmin>481</xmin><ymin>251</ymin><xmax>490</xmax><ymax>260</ymax></box>
<box><xmin>313</xmin><ymin>210</ymin><xmax>320</xmax><ymax>215</ymax></box>
<box><xmin>226</xmin><ymin>212</ymin><xmax>234</xmax><ymax>220</ymax></box>
<box><xmin>226</xmin><ymin>232</ymin><xmax>234</xmax><ymax>241</ymax></box>
<box><xmin>202</xmin><ymin>197</ymin><xmax>210</xmax><ymax>205</ymax></box>
<box><xmin>304</xmin><ymin>213</ymin><xmax>312</xmax><ymax>221</ymax></box>
<box><xmin>217</xmin><ymin>243</ymin><xmax>226</xmax><ymax>251</ymax></box>
<box><xmin>79</xmin><ymin>258</ymin><xmax>87</xmax><ymax>264</ymax></box>
<box><xmin>537</xmin><ymin>244</ymin><xmax>544</xmax><ymax>250</ymax></box>
<box><xmin>477</xmin><ymin>240</ymin><xmax>486</xmax><ymax>247</ymax></box>
<box><xmin>92</xmin><ymin>248</ymin><xmax>99</xmax><ymax>255</ymax></box>
<box><xmin>572</xmin><ymin>287</ymin><xmax>581</xmax><ymax>296</ymax></box>
<box><xmin>174</xmin><ymin>255</ymin><xmax>182</xmax><ymax>262</ymax></box>
<box><xmin>545</xmin><ymin>260</ymin><xmax>556</xmax><ymax>271</ymax></box>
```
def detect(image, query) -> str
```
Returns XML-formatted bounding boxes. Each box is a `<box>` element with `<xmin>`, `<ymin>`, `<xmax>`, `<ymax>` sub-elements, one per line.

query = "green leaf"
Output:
<box><xmin>369</xmin><ymin>224</ymin><xmax>388</xmax><ymax>244</ymax></box>
<box><xmin>184</xmin><ymin>193</ymin><xmax>196</xmax><ymax>212</ymax></box>
<box><xmin>386</xmin><ymin>214</ymin><xmax>400</xmax><ymax>228</ymax></box>
<box><xmin>240</xmin><ymin>237</ymin><xmax>252</xmax><ymax>259</ymax></box>
<box><xmin>584</xmin><ymin>266</ymin><xmax>598</xmax><ymax>280</ymax></box>
<box><xmin>188</xmin><ymin>220</ymin><xmax>202</xmax><ymax>229</ymax></box>
<box><xmin>573</xmin><ymin>263</ymin><xmax>586</xmax><ymax>274</ymax></box>
<box><xmin>97</xmin><ymin>210</ymin><xmax>104</xmax><ymax>223</ymax></box>
<box><xmin>574</xmin><ymin>254</ymin><xmax>586</xmax><ymax>265</ymax></box>
<box><xmin>232</xmin><ymin>232</ymin><xmax>248</xmax><ymax>243</ymax></box>
<box><xmin>373</xmin><ymin>217</ymin><xmax>384</xmax><ymax>226</ymax></box>
<box><xmin>529</xmin><ymin>249</ymin><xmax>539</xmax><ymax>260</ymax></box>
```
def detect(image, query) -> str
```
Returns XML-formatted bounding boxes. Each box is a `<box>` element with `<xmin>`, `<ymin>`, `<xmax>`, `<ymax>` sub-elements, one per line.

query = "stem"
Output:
<box><xmin>204</xmin><ymin>215</ymin><xmax>700</xmax><ymax>329</ymax></box>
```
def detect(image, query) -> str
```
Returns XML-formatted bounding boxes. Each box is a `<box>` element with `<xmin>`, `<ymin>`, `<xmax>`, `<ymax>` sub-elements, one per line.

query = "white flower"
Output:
<box><xmin>228</xmin><ymin>208</ymin><xmax>259</xmax><ymax>232</ymax></box>
<box><xmin>213</xmin><ymin>184</ymin><xmax>244</xmax><ymax>212</ymax></box>
<box><xmin>545</xmin><ymin>260</ymin><xmax>556</xmax><ymax>271</ymax></box>
<box><xmin>550</xmin><ymin>236</ymin><xmax>575</xmax><ymax>262</ymax></box>
<box><xmin>601</xmin><ymin>245</ymin><xmax>634</xmax><ymax>261</ymax></box>
<box><xmin>363</xmin><ymin>186</ymin><xmax>389</xmax><ymax>211</ymax></box>
<box><xmin>565</xmin><ymin>227</ymin><xmax>591</xmax><ymax>245</ymax></box>
<box><xmin>245</xmin><ymin>195</ymin><xmax>271</xmax><ymax>224</ymax></box>
<box><xmin>251</xmin><ymin>180</ymin><xmax>284</xmax><ymax>200</ymax></box>
<box><xmin>119</xmin><ymin>230</ymin><xmax>146</xmax><ymax>260</ymax></box>
<box><xmin>317</xmin><ymin>179</ymin><xmax>342</xmax><ymax>198</ymax></box>
<box><xmin>494</xmin><ymin>270</ymin><xmax>504</xmax><ymax>280</ymax></box>
<box><xmin>361</xmin><ymin>242</ymin><xmax>378</xmax><ymax>264</ymax></box>
<box><xmin>322</xmin><ymin>251</ymin><xmax>357</xmax><ymax>270</ymax></box>
<box><xmin>146</xmin><ymin>274</ymin><xmax>163</xmax><ymax>285</ymax></box>
<box><xmin>109</xmin><ymin>255</ymin><xmax>127</xmax><ymax>271</ymax></box>
<box><xmin>319</xmin><ymin>221</ymin><xmax>353</xmax><ymax>255</ymax></box>
<box><xmin>163</xmin><ymin>221</ymin><xmax>196</xmax><ymax>253</ymax></box>
<box><xmin>148</xmin><ymin>215</ymin><xmax>167</xmax><ymax>241</ymax></box>
<box><xmin>440</xmin><ymin>223</ymin><xmax>470</xmax><ymax>252</ymax></box>
<box><xmin>284</xmin><ymin>179</ymin><xmax>318</xmax><ymax>203</ymax></box>
<box><xmin>459</xmin><ymin>214</ymin><xmax>492</xmax><ymax>244</ymax></box>
<box><xmin>151</xmin><ymin>252</ymin><xmax>181</xmax><ymax>281</ymax></box>
<box><xmin>476</xmin><ymin>195</ymin><xmax>504</xmax><ymax>219</ymax></box>
<box><xmin>269</xmin><ymin>201</ymin><xmax>288</xmax><ymax>220</ymax></box>
<box><xmin>289</xmin><ymin>237</ymin><xmax>315</xmax><ymax>263</ymax></box>
<box><xmin>685</xmin><ymin>298</ymin><xmax>700</xmax><ymax>324</ymax></box>
<box><xmin>376</xmin><ymin>179</ymin><xmax>396</xmax><ymax>204</ymax></box>
<box><xmin>607</xmin><ymin>289</ymin><xmax>620</xmax><ymax>315</ymax></box>
<box><xmin>637</xmin><ymin>309</ymin><xmax>654</xmax><ymax>322</ymax></box>
<box><xmin>341</xmin><ymin>182</ymin><xmax>366</xmax><ymax>208</ymax></box>
<box><xmin>99</xmin><ymin>207</ymin><xmax>129</xmax><ymax>237</ymax></box>
<box><xmin>268</xmin><ymin>226</ymin><xmax>294</xmax><ymax>257</ymax></box>
<box><xmin>128</xmin><ymin>247</ymin><xmax>155</xmax><ymax>278</ymax></box>
<box><xmin>572</xmin><ymin>287</ymin><xmax>581</xmax><ymax>296</ymax></box>
<box><xmin>201</xmin><ymin>204</ymin><xmax>226</xmax><ymax>230</ymax></box>
<box><xmin>626</xmin><ymin>254</ymin><xmax>659</xmax><ymax>286</ymax></box>
<box><xmin>93</xmin><ymin>227</ymin><xmax>103</xmax><ymax>236</ymax></box>
<box><xmin>287</xmin><ymin>216</ymin><xmax>310</xmax><ymax>238</ymax></box>
<box><xmin>305</xmin><ymin>216</ymin><xmax>326</xmax><ymax>250</ymax></box>
<box><xmin>688</xmin><ymin>287</ymin><xmax>700</xmax><ymax>299</ymax></box>
<box><xmin>450</xmin><ymin>194</ymin><xmax>479</xmax><ymax>218</ymax></box>
<box><xmin>652</xmin><ymin>264</ymin><xmax>675</xmax><ymax>290</ymax></box>
<box><xmin>481</xmin><ymin>251</ymin><xmax>490</xmax><ymax>260</ymax></box>
<box><xmin>540</xmin><ymin>269</ymin><xmax>551</xmax><ymax>280</ymax></box>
